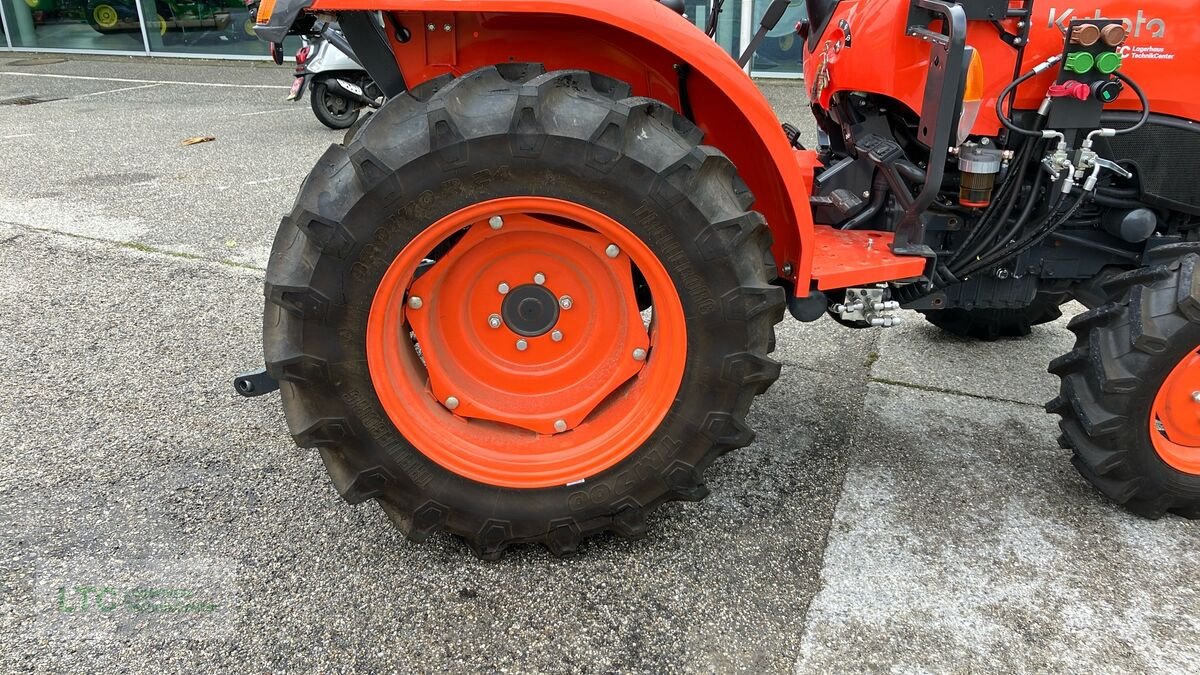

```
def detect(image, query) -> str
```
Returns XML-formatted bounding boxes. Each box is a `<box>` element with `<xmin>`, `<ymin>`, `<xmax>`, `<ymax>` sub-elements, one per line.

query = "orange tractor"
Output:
<box><xmin>240</xmin><ymin>0</ymin><xmax>1200</xmax><ymax>557</ymax></box>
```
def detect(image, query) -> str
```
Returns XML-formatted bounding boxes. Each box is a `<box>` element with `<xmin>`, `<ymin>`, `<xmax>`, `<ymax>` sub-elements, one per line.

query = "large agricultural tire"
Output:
<box><xmin>1047</xmin><ymin>251</ymin><xmax>1200</xmax><ymax>519</ymax></box>
<box><xmin>263</xmin><ymin>64</ymin><xmax>785</xmax><ymax>558</ymax></box>
<box><xmin>921</xmin><ymin>292</ymin><xmax>1067</xmax><ymax>341</ymax></box>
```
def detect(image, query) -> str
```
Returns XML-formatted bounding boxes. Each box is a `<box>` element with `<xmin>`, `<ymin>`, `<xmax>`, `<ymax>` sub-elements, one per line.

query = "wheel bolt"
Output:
<box><xmin>553</xmin><ymin>419</ymin><xmax>568</xmax><ymax>433</ymax></box>
<box><xmin>534</xmin><ymin>272</ymin><xmax>546</xmax><ymax>285</ymax></box>
<box><xmin>632</xmin><ymin>348</ymin><xmax>647</xmax><ymax>362</ymax></box>
<box><xmin>445</xmin><ymin>396</ymin><xmax>460</xmax><ymax>410</ymax></box>
<box><xmin>605</xmin><ymin>244</ymin><xmax>620</xmax><ymax>258</ymax></box>
<box><xmin>551</xmin><ymin>330</ymin><xmax>563</xmax><ymax>342</ymax></box>
<box><xmin>489</xmin><ymin>216</ymin><xmax>504</xmax><ymax>230</ymax></box>
<box><xmin>488</xmin><ymin>314</ymin><xmax>502</xmax><ymax>329</ymax></box>
<box><xmin>559</xmin><ymin>295</ymin><xmax>573</xmax><ymax>310</ymax></box>
<box><xmin>408</xmin><ymin>296</ymin><xmax>424</xmax><ymax>310</ymax></box>
<box><xmin>516</xmin><ymin>339</ymin><xmax>528</xmax><ymax>351</ymax></box>
<box><xmin>498</xmin><ymin>282</ymin><xmax>510</xmax><ymax>295</ymax></box>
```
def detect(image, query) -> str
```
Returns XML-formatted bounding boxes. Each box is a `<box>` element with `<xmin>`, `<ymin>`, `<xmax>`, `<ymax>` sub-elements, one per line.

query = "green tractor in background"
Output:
<box><xmin>82</xmin><ymin>0</ymin><xmax>257</xmax><ymax>41</ymax></box>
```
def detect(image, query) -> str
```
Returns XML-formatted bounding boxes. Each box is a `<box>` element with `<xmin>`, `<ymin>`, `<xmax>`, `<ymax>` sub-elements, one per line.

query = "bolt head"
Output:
<box><xmin>533</xmin><ymin>272</ymin><xmax>546</xmax><ymax>286</ymax></box>
<box><xmin>488</xmin><ymin>216</ymin><xmax>504</xmax><ymax>230</ymax></box>
<box><xmin>408</xmin><ymin>296</ymin><xmax>423</xmax><ymax>310</ymax></box>
<box><xmin>498</xmin><ymin>282</ymin><xmax>510</xmax><ymax>295</ymax></box>
<box><xmin>443</xmin><ymin>23</ymin><xmax>452</xmax><ymax>31</ymax></box>
<box><xmin>605</xmin><ymin>244</ymin><xmax>620</xmax><ymax>259</ymax></box>
<box><xmin>426</xmin><ymin>22</ymin><xmax>435</xmax><ymax>30</ymax></box>
<box><xmin>445</xmin><ymin>396</ymin><xmax>460</xmax><ymax>410</ymax></box>
<box><xmin>551</xmin><ymin>330</ymin><xmax>563</xmax><ymax>342</ymax></box>
<box><xmin>516</xmin><ymin>339</ymin><xmax>528</xmax><ymax>352</ymax></box>
<box><xmin>632</xmin><ymin>348</ymin><xmax>647</xmax><ymax>362</ymax></box>
<box><xmin>559</xmin><ymin>295</ymin><xmax>573</xmax><ymax>310</ymax></box>
<box><xmin>488</xmin><ymin>314</ymin><xmax>502</xmax><ymax>329</ymax></box>
<box><xmin>1192</xmin><ymin>391</ymin><xmax>1200</xmax><ymax>403</ymax></box>
<box><xmin>553</xmin><ymin>419</ymin><xmax>568</xmax><ymax>433</ymax></box>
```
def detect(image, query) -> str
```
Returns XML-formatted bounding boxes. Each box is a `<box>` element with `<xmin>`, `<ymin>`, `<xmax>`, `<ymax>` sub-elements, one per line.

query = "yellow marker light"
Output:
<box><xmin>958</xmin><ymin>49</ymin><xmax>986</xmax><ymax>145</ymax></box>
<box><xmin>256</xmin><ymin>0</ymin><xmax>277</xmax><ymax>25</ymax></box>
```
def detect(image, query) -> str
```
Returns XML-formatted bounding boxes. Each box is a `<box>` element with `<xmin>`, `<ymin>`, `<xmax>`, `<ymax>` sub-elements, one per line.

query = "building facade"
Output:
<box><xmin>0</xmin><ymin>0</ymin><xmax>804</xmax><ymax>76</ymax></box>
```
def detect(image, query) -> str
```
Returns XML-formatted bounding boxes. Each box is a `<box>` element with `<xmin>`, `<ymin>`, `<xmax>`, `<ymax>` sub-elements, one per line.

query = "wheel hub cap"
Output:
<box><xmin>501</xmin><ymin>284</ymin><xmax>559</xmax><ymax>337</ymax></box>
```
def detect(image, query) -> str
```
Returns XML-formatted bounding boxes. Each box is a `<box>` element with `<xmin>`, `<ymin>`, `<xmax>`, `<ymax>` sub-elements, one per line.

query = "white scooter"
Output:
<box><xmin>286</xmin><ymin>25</ymin><xmax>383</xmax><ymax>130</ymax></box>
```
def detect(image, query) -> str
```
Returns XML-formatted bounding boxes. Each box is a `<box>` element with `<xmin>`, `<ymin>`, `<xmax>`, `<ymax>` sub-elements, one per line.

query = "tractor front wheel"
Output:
<box><xmin>263</xmin><ymin>65</ymin><xmax>784</xmax><ymax>557</ymax></box>
<box><xmin>1048</xmin><ymin>251</ymin><xmax>1200</xmax><ymax>519</ymax></box>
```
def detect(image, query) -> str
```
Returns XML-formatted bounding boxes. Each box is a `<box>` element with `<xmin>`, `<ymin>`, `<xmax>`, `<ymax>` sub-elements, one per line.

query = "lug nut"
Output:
<box><xmin>554</xmin><ymin>419</ymin><xmax>568</xmax><ymax>433</ymax></box>
<box><xmin>559</xmin><ymin>295</ymin><xmax>573</xmax><ymax>310</ymax></box>
<box><xmin>551</xmin><ymin>330</ymin><xmax>563</xmax><ymax>342</ymax></box>
<box><xmin>498</xmin><ymin>282</ymin><xmax>510</xmax><ymax>295</ymax></box>
<box><xmin>489</xmin><ymin>216</ymin><xmax>504</xmax><ymax>230</ymax></box>
<box><xmin>516</xmin><ymin>339</ymin><xmax>528</xmax><ymax>351</ymax></box>
<box><xmin>605</xmin><ymin>244</ymin><xmax>620</xmax><ymax>258</ymax></box>
<box><xmin>445</xmin><ymin>396</ymin><xmax>460</xmax><ymax>410</ymax></box>
<box><xmin>408</xmin><ymin>296</ymin><xmax>424</xmax><ymax>310</ymax></box>
<box><xmin>488</xmin><ymin>314</ymin><xmax>502</xmax><ymax>329</ymax></box>
<box><xmin>632</xmin><ymin>348</ymin><xmax>647</xmax><ymax>362</ymax></box>
<box><xmin>534</xmin><ymin>272</ymin><xmax>546</xmax><ymax>285</ymax></box>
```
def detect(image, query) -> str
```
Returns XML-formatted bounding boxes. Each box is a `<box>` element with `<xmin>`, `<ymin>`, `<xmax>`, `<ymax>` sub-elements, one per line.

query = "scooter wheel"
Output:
<box><xmin>310</xmin><ymin>79</ymin><xmax>360</xmax><ymax>130</ymax></box>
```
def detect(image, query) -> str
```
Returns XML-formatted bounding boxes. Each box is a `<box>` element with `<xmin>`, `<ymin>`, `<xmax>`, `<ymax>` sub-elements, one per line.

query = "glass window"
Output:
<box><xmin>750</xmin><ymin>0</ymin><xmax>806</xmax><ymax>77</ymax></box>
<box><xmin>139</xmin><ymin>0</ymin><xmax>265</xmax><ymax>56</ymax></box>
<box><xmin>0</xmin><ymin>0</ymin><xmax>148</xmax><ymax>52</ymax></box>
<box><xmin>685</xmin><ymin>0</ymin><xmax>743</xmax><ymax>58</ymax></box>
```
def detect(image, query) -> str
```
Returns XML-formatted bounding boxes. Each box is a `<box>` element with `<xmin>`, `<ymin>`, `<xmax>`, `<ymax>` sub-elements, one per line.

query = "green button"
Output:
<box><xmin>1066</xmin><ymin>52</ymin><xmax>1096</xmax><ymax>74</ymax></box>
<box><xmin>1096</xmin><ymin>51</ymin><xmax>1123</xmax><ymax>74</ymax></box>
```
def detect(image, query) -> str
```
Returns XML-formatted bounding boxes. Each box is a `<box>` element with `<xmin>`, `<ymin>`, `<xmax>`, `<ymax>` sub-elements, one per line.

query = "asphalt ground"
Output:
<box><xmin>0</xmin><ymin>55</ymin><xmax>1197</xmax><ymax>672</ymax></box>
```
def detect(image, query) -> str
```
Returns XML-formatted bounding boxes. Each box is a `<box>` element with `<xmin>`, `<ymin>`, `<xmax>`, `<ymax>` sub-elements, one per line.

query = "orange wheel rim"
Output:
<box><xmin>1150</xmin><ymin>348</ymin><xmax>1200</xmax><ymax>475</ymax></box>
<box><xmin>366</xmin><ymin>197</ymin><xmax>687</xmax><ymax>488</ymax></box>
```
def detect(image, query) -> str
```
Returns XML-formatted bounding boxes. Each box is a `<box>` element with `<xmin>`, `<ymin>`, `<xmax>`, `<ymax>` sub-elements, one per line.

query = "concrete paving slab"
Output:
<box><xmin>871</xmin><ymin>307</ymin><xmax>1082</xmax><ymax>406</ymax></box>
<box><xmin>794</xmin><ymin>383</ymin><xmax>1200</xmax><ymax>673</ymax></box>
<box><xmin>0</xmin><ymin>225</ymin><xmax>855</xmax><ymax>672</ymax></box>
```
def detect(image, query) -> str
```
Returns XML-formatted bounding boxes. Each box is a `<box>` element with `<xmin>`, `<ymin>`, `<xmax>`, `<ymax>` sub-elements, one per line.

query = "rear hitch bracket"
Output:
<box><xmin>234</xmin><ymin>368</ymin><xmax>280</xmax><ymax>398</ymax></box>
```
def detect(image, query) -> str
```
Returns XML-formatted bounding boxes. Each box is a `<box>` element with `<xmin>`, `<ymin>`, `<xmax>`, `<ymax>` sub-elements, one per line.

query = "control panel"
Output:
<box><xmin>1046</xmin><ymin>18</ymin><xmax>1128</xmax><ymax>130</ymax></box>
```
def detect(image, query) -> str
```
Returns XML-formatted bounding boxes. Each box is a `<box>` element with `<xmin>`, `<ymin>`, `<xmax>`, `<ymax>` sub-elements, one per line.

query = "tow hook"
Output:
<box><xmin>233</xmin><ymin>368</ymin><xmax>280</xmax><ymax>398</ymax></box>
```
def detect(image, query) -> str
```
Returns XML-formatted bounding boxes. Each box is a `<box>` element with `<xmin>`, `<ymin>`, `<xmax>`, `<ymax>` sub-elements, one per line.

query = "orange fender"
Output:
<box><xmin>309</xmin><ymin>0</ymin><xmax>816</xmax><ymax>288</ymax></box>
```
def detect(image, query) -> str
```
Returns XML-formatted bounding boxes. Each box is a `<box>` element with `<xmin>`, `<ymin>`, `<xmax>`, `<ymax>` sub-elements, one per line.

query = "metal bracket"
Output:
<box><xmin>894</xmin><ymin>0</ymin><xmax>969</xmax><ymax>253</ymax></box>
<box><xmin>233</xmin><ymin>368</ymin><xmax>280</xmax><ymax>398</ymax></box>
<box><xmin>340</xmin><ymin>10</ymin><xmax>407</xmax><ymax>97</ymax></box>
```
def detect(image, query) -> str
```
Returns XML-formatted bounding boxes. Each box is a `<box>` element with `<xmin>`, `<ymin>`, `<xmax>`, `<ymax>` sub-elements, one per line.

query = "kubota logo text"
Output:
<box><xmin>1048</xmin><ymin>8</ymin><xmax>1166</xmax><ymax>38</ymax></box>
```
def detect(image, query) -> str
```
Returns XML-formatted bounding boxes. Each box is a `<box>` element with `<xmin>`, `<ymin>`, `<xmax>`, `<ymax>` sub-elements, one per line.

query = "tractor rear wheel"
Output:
<box><xmin>921</xmin><ymin>292</ymin><xmax>1066</xmax><ymax>341</ymax></box>
<box><xmin>263</xmin><ymin>65</ymin><xmax>785</xmax><ymax>557</ymax></box>
<box><xmin>1048</xmin><ymin>251</ymin><xmax>1200</xmax><ymax>519</ymax></box>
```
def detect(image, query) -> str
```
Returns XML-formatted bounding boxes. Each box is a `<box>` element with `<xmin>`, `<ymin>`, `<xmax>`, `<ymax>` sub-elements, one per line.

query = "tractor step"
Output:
<box><xmin>808</xmin><ymin>226</ymin><xmax>928</xmax><ymax>291</ymax></box>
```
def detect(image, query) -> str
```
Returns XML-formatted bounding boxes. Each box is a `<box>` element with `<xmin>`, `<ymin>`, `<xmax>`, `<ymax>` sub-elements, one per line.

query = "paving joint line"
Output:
<box><xmin>0</xmin><ymin>219</ymin><xmax>266</xmax><ymax>273</ymax></box>
<box><xmin>869</xmin><ymin>376</ymin><xmax>1046</xmax><ymax>408</ymax></box>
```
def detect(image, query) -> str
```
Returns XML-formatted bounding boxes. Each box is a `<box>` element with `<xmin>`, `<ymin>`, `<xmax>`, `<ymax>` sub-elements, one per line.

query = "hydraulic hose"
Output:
<box><xmin>957</xmin><ymin>166</ymin><xmax>1049</xmax><ymax>275</ymax></box>
<box><xmin>956</xmin><ymin>190</ymin><xmax>1087</xmax><ymax>280</ymax></box>
<box><xmin>1110</xmin><ymin>70</ymin><xmax>1150</xmax><ymax>136</ymax></box>
<box><xmin>950</xmin><ymin>141</ymin><xmax>1037</xmax><ymax>268</ymax></box>
<box><xmin>996</xmin><ymin>56</ymin><xmax>1062</xmax><ymax>138</ymax></box>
